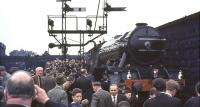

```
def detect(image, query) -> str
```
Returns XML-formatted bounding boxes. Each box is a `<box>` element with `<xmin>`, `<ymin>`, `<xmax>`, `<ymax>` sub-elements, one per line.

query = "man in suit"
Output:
<box><xmin>4</xmin><ymin>70</ymin><xmax>67</xmax><ymax>107</ymax></box>
<box><xmin>165</xmin><ymin>79</ymin><xmax>182</xmax><ymax>106</ymax></box>
<box><xmin>74</xmin><ymin>69</ymin><xmax>93</xmax><ymax>103</ymax></box>
<box><xmin>32</xmin><ymin>67</ymin><xmax>56</xmax><ymax>107</ymax></box>
<box><xmin>48</xmin><ymin>74</ymin><xmax>68</xmax><ymax>106</ymax></box>
<box><xmin>90</xmin><ymin>81</ymin><xmax>110</xmax><ymax>107</ymax></box>
<box><xmin>105</xmin><ymin>84</ymin><xmax>127</xmax><ymax>107</ymax></box>
<box><xmin>143</xmin><ymin>78</ymin><xmax>182</xmax><ymax>107</ymax></box>
<box><xmin>35</xmin><ymin>85</ymin><xmax>67</xmax><ymax>107</ymax></box>
<box><xmin>165</xmin><ymin>79</ymin><xmax>180</xmax><ymax>97</ymax></box>
<box><xmin>32</xmin><ymin>67</ymin><xmax>44</xmax><ymax>87</ymax></box>
<box><xmin>184</xmin><ymin>81</ymin><xmax>200</xmax><ymax>107</ymax></box>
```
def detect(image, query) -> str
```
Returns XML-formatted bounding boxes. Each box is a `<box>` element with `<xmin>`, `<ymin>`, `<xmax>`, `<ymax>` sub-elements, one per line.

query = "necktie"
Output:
<box><xmin>113</xmin><ymin>96</ymin><xmax>116</xmax><ymax>105</ymax></box>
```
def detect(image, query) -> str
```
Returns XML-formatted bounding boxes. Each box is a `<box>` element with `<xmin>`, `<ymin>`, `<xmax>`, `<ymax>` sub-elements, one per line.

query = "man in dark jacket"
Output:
<box><xmin>4</xmin><ymin>70</ymin><xmax>66</xmax><ymax>107</ymax></box>
<box><xmin>74</xmin><ymin>69</ymin><xmax>93</xmax><ymax>103</ymax></box>
<box><xmin>143</xmin><ymin>78</ymin><xmax>182</xmax><ymax>107</ymax></box>
<box><xmin>104</xmin><ymin>84</ymin><xmax>128</xmax><ymax>107</ymax></box>
<box><xmin>90</xmin><ymin>81</ymin><xmax>110</xmax><ymax>107</ymax></box>
<box><xmin>184</xmin><ymin>81</ymin><xmax>200</xmax><ymax>107</ymax></box>
<box><xmin>48</xmin><ymin>74</ymin><xmax>68</xmax><ymax>106</ymax></box>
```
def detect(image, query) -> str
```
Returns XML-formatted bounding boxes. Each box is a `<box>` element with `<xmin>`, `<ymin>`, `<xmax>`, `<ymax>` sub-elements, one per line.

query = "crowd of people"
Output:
<box><xmin>0</xmin><ymin>58</ymin><xmax>200</xmax><ymax>107</ymax></box>
<box><xmin>44</xmin><ymin>59</ymin><xmax>88</xmax><ymax>77</ymax></box>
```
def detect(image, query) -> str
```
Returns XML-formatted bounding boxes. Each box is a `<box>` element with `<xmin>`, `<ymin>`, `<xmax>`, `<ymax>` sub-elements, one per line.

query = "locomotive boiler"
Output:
<box><xmin>88</xmin><ymin>23</ymin><xmax>170</xmax><ymax>87</ymax></box>
<box><xmin>99</xmin><ymin>23</ymin><xmax>166</xmax><ymax>66</ymax></box>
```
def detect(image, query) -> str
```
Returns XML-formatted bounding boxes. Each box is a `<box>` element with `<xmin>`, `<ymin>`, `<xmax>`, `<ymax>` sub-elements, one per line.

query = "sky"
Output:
<box><xmin>0</xmin><ymin>0</ymin><xmax>199</xmax><ymax>55</ymax></box>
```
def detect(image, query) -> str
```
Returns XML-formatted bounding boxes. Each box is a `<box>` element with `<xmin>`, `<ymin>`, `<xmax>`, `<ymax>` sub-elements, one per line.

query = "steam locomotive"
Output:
<box><xmin>87</xmin><ymin>23</ymin><xmax>174</xmax><ymax>91</ymax></box>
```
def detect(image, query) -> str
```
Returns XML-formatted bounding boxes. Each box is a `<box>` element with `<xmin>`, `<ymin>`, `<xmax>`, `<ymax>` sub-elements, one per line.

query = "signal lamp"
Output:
<box><xmin>87</xmin><ymin>19</ymin><xmax>92</xmax><ymax>28</ymax></box>
<box><xmin>48</xmin><ymin>43</ymin><xmax>55</xmax><ymax>48</ymax></box>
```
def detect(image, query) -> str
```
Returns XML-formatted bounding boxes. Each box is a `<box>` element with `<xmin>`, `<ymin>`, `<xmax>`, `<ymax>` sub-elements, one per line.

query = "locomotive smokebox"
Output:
<box><xmin>127</xmin><ymin>23</ymin><xmax>166</xmax><ymax>65</ymax></box>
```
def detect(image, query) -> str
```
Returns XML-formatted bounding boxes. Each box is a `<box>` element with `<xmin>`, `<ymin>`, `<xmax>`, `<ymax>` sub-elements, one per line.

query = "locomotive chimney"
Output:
<box><xmin>136</xmin><ymin>23</ymin><xmax>147</xmax><ymax>28</ymax></box>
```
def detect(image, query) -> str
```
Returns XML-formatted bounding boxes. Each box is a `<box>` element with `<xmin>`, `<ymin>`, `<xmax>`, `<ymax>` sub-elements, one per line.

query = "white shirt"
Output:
<box><xmin>112</xmin><ymin>95</ymin><xmax>117</xmax><ymax>104</ymax></box>
<box><xmin>165</xmin><ymin>91</ymin><xmax>173</xmax><ymax>97</ymax></box>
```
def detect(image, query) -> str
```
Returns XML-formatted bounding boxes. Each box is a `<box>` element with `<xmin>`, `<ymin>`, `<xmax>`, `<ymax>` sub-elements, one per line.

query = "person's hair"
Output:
<box><xmin>92</xmin><ymin>81</ymin><xmax>101</xmax><ymax>87</ymax></box>
<box><xmin>149</xmin><ymin>87</ymin><xmax>157</xmax><ymax>95</ymax></box>
<box><xmin>72</xmin><ymin>88</ymin><xmax>82</xmax><ymax>96</ymax></box>
<box><xmin>80</xmin><ymin>68</ymin><xmax>87</xmax><ymax>75</ymax></box>
<box><xmin>118</xmin><ymin>101</ymin><xmax>130</xmax><ymax>107</ymax></box>
<box><xmin>166</xmin><ymin>79</ymin><xmax>180</xmax><ymax>91</ymax></box>
<box><xmin>125</xmin><ymin>88</ymin><xmax>132</xmax><ymax>94</ymax></box>
<box><xmin>110</xmin><ymin>84</ymin><xmax>118</xmax><ymax>88</ymax></box>
<box><xmin>195</xmin><ymin>81</ymin><xmax>200</xmax><ymax>94</ymax></box>
<box><xmin>35</xmin><ymin>67</ymin><xmax>43</xmax><ymax>71</ymax></box>
<box><xmin>152</xmin><ymin>78</ymin><xmax>166</xmax><ymax>92</ymax></box>
<box><xmin>6</xmin><ymin>71</ymin><xmax>35</xmax><ymax>99</ymax></box>
<box><xmin>55</xmin><ymin>74</ymin><xmax>65</xmax><ymax>85</ymax></box>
